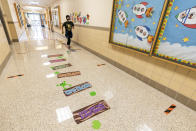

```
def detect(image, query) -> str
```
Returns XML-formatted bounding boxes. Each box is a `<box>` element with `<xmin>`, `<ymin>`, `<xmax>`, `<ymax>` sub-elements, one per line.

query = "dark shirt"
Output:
<box><xmin>63</xmin><ymin>21</ymin><xmax>74</xmax><ymax>32</ymax></box>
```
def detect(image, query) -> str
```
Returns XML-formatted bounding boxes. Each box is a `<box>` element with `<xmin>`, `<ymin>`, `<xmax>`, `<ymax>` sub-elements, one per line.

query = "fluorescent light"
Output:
<box><xmin>30</xmin><ymin>2</ymin><xmax>39</xmax><ymax>5</ymax></box>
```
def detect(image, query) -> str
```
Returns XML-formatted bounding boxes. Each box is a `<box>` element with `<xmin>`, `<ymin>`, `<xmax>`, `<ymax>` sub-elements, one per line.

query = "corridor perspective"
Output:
<box><xmin>0</xmin><ymin>0</ymin><xmax>196</xmax><ymax>131</ymax></box>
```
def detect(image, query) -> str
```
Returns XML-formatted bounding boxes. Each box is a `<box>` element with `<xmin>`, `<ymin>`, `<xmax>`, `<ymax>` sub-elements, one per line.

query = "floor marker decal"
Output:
<box><xmin>51</xmin><ymin>63</ymin><xmax>72</xmax><ymax>70</ymax></box>
<box><xmin>165</xmin><ymin>104</ymin><xmax>176</xmax><ymax>115</ymax></box>
<box><xmin>97</xmin><ymin>64</ymin><xmax>106</xmax><ymax>67</ymax></box>
<box><xmin>73</xmin><ymin>100</ymin><xmax>110</xmax><ymax>124</ymax></box>
<box><xmin>90</xmin><ymin>91</ymin><xmax>96</xmax><ymax>96</ymax></box>
<box><xmin>49</xmin><ymin>59</ymin><xmax>66</xmax><ymax>63</ymax></box>
<box><xmin>92</xmin><ymin>120</ymin><xmax>101</xmax><ymax>130</ymax></box>
<box><xmin>63</xmin><ymin>82</ymin><xmax>92</xmax><ymax>96</ymax></box>
<box><xmin>7</xmin><ymin>74</ymin><xmax>24</xmax><ymax>79</ymax></box>
<box><xmin>54</xmin><ymin>72</ymin><xmax>60</xmax><ymax>75</ymax></box>
<box><xmin>57</xmin><ymin>81</ymin><xmax>72</xmax><ymax>90</ymax></box>
<box><xmin>57</xmin><ymin>56</ymin><xmax>65</xmax><ymax>59</ymax></box>
<box><xmin>48</xmin><ymin>54</ymin><xmax>63</xmax><ymax>58</ymax></box>
<box><xmin>57</xmin><ymin>71</ymin><xmax>81</xmax><ymax>78</ymax></box>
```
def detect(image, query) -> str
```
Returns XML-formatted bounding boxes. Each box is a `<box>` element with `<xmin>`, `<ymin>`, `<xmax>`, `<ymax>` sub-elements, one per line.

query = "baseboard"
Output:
<box><xmin>72</xmin><ymin>40</ymin><xmax>196</xmax><ymax>111</ymax></box>
<box><xmin>0</xmin><ymin>51</ymin><xmax>11</xmax><ymax>75</ymax></box>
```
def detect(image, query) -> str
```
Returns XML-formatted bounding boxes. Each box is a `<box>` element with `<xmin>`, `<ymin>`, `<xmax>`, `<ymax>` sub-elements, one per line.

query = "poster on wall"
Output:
<box><xmin>110</xmin><ymin>0</ymin><xmax>168</xmax><ymax>53</ymax></box>
<box><xmin>70</xmin><ymin>12</ymin><xmax>90</xmax><ymax>25</ymax></box>
<box><xmin>153</xmin><ymin>0</ymin><xmax>196</xmax><ymax>68</ymax></box>
<box><xmin>16</xmin><ymin>4</ymin><xmax>23</xmax><ymax>26</ymax></box>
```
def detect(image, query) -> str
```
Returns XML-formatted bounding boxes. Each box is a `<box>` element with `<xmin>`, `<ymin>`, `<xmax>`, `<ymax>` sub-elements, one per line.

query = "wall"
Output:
<box><xmin>0</xmin><ymin>23</ymin><xmax>10</xmax><ymax>66</ymax></box>
<box><xmin>0</xmin><ymin>1</ymin><xmax>11</xmax><ymax>74</ymax></box>
<box><xmin>1</xmin><ymin>0</ymin><xmax>24</xmax><ymax>41</ymax></box>
<box><xmin>52</xmin><ymin>0</ymin><xmax>196</xmax><ymax>110</ymax></box>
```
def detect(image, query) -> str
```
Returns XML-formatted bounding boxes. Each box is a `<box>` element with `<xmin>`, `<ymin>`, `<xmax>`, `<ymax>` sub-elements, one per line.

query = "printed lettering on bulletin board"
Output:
<box><xmin>110</xmin><ymin>0</ymin><xmax>168</xmax><ymax>54</ymax></box>
<box><xmin>152</xmin><ymin>0</ymin><xmax>196</xmax><ymax>68</ymax></box>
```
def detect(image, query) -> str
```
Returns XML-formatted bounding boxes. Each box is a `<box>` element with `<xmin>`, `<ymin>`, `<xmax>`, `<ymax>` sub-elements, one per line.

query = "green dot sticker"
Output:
<box><xmin>54</xmin><ymin>72</ymin><xmax>60</xmax><ymax>75</ymax></box>
<box><xmin>92</xmin><ymin>120</ymin><xmax>101</xmax><ymax>130</ymax></box>
<box><xmin>90</xmin><ymin>91</ymin><xmax>96</xmax><ymax>96</ymax></box>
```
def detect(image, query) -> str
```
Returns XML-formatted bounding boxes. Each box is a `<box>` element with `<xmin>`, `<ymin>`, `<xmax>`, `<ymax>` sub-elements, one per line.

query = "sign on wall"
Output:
<box><xmin>152</xmin><ymin>0</ymin><xmax>196</xmax><ymax>68</ymax></box>
<box><xmin>110</xmin><ymin>0</ymin><xmax>168</xmax><ymax>53</ymax></box>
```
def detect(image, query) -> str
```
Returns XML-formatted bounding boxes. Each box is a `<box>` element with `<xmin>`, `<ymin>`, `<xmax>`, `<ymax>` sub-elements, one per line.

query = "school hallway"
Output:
<box><xmin>0</xmin><ymin>0</ymin><xmax>196</xmax><ymax>131</ymax></box>
<box><xmin>0</xmin><ymin>26</ymin><xmax>195</xmax><ymax>131</ymax></box>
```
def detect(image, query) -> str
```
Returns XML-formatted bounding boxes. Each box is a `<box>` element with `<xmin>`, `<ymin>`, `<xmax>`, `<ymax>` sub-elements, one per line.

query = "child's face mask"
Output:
<box><xmin>67</xmin><ymin>17</ymin><xmax>70</xmax><ymax>21</ymax></box>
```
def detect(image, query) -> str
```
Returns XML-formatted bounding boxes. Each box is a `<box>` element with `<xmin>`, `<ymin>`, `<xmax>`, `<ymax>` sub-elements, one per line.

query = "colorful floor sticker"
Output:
<box><xmin>73</xmin><ymin>100</ymin><xmax>110</xmax><ymax>124</ymax></box>
<box><xmin>92</xmin><ymin>120</ymin><xmax>101</xmax><ymax>130</ymax></box>
<box><xmin>97</xmin><ymin>64</ymin><xmax>106</xmax><ymax>67</ymax></box>
<box><xmin>165</xmin><ymin>104</ymin><xmax>176</xmax><ymax>115</ymax></box>
<box><xmin>57</xmin><ymin>81</ymin><xmax>72</xmax><ymax>90</ymax></box>
<box><xmin>49</xmin><ymin>59</ymin><xmax>66</xmax><ymax>63</ymax></box>
<box><xmin>48</xmin><ymin>54</ymin><xmax>63</xmax><ymax>58</ymax></box>
<box><xmin>90</xmin><ymin>91</ymin><xmax>96</xmax><ymax>96</ymax></box>
<box><xmin>7</xmin><ymin>74</ymin><xmax>24</xmax><ymax>79</ymax></box>
<box><xmin>54</xmin><ymin>72</ymin><xmax>60</xmax><ymax>75</ymax></box>
<box><xmin>57</xmin><ymin>71</ymin><xmax>81</xmax><ymax>78</ymax></box>
<box><xmin>64</xmin><ymin>82</ymin><xmax>92</xmax><ymax>96</ymax></box>
<box><xmin>57</xmin><ymin>56</ymin><xmax>65</xmax><ymax>59</ymax></box>
<box><xmin>51</xmin><ymin>63</ymin><xmax>72</xmax><ymax>70</ymax></box>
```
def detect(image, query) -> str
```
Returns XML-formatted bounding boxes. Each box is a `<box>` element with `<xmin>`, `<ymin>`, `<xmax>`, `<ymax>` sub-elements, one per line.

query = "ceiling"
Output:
<box><xmin>17</xmin><ymin>0</ymin><xmax>57</xmax><ymax>7</ymax></box>
<box><xmin>23</xmin><ymin>6</ymin><xmax>45</xmax><ymax>12</ymax></box>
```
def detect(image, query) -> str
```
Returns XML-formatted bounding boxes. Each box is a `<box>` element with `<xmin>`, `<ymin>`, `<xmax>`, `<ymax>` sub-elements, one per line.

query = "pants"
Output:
<box><xmin>67</xmin><ymin>37</ymin><xmax>71</xmax><ymax>45</ymax></box>
<box><xmin>65</xmin><ymin>31</ymin><xmax>73</xmax><ymax>46</ymax></box>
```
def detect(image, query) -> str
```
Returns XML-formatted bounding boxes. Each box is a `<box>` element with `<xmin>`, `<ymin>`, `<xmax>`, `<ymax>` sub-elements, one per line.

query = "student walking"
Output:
<box><xmin>62</xmin><ymin>15</ymin><xmax>74</xmax><ymax>49</ymax></box>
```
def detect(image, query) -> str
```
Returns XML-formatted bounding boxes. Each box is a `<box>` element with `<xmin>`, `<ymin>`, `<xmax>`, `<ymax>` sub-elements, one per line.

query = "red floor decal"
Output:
<box><xmin>97</xmin><ymin>64</ymin><xmax>106</xmax><ymax>67</ymax></box>
<box><xmin>7</xmin><ymin>74</ymin><xmax>24</xmax><ymax>79</ymax></box>
<box><xmin>49</xmin><ymin>59</ymin><xmax>66</xmax><ymax>63</ymax></box>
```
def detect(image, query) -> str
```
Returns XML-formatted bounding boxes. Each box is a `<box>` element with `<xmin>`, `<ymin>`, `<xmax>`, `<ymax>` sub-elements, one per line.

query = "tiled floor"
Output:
<box><xmin>0</xmin><ymin>27</ymin><xmax>196</xmax><ymax>131</ymax></box>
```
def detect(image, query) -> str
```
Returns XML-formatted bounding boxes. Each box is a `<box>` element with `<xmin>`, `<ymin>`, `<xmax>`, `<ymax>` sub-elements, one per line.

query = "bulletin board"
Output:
<box><xmin>14</xmin><ymin>3</ymin><xmax>24</xmax><ymax>27</ymax></box>
<box><xmin>152</xmin><ymin>0</ymin><xmax>196</xmax><ymax>68</ymax></box>
<box><xmin>110</xmin><ymin>0</ymin><xmax>168</xmax><ymax>54</ymax></box>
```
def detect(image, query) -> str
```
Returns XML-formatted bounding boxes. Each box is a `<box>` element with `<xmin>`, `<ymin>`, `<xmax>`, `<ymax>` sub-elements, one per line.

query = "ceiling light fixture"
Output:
<box><xmin>30</xmin><ymin>2</ymin><xmax>39</xmax><ymax>5</ymax></box>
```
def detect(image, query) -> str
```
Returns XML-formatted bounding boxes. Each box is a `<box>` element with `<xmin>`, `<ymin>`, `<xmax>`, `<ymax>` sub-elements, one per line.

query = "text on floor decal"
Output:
<box><xmin>57</xmin><ymin>71</ymin><xmax>81</xmax><ymax>78</ymax></box>
<box><xmin>73</xmin><ymin>100</ymin><xmax>110</xmax><ymax>124</ymax></box>
<box><xmin>51</xmin><ymin>63</ymin><xmax>72</xmax><ymax>70</ymax></box>
<box><xmin>64</xmin><ymin>82</ymin><xmax>92</xmax><ymax>96</ymax></box>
